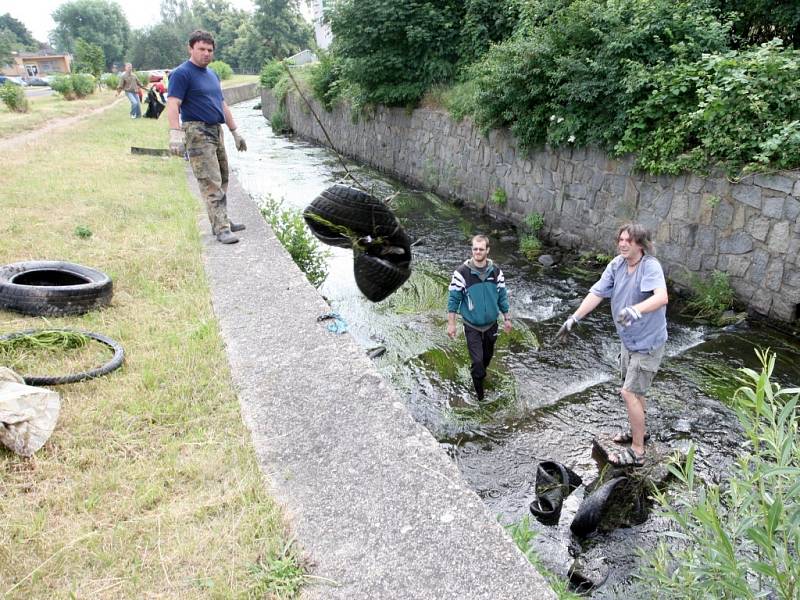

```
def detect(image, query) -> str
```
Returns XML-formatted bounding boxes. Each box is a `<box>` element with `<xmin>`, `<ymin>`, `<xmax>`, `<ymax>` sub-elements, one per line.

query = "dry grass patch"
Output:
<box><xmin>221</xmin><ymin>75</ymin><xmax>260</xmax><ymax>88</ymax></box>
<box><xmin>0</xmin><ymin>89</ymin><xmax>119</xmax><ymax>139</ymax></box>
<box><xmin>0</xmin><ymin>102</ymin><xmax>306</xmax><ymax>598</ymax></box>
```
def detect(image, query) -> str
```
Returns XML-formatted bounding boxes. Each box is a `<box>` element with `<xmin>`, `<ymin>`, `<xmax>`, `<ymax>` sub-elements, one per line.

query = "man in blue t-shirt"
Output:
<box><xmin>166</xmin><ymin>30</ymin><xmax>248</xmax><ymax>244</ymax></box>
<box><xmin>557</xmin><ymin>223</ymin><xmax>669</xmax><ymax>467</ymax></box>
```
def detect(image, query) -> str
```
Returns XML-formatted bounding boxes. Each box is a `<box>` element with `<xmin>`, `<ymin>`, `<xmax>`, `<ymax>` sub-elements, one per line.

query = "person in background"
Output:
<box><xmin>166</xmin><ymin>30</ymin><xmax>247</xmax><ymax>244</ymax></box>
<box><xmin>557</xmin><ymin>223</ymin><xmax>668</xmax><ymax>466</ymax></box>
<box><xmin>447</xmin><ymin>235</ymin><xmax>512</xmax><ymax>402</ymax></box>
<box><xmin>116</xmin><ymin>63</ymin><xmax>146</xmax><ymax>119</ymax></box>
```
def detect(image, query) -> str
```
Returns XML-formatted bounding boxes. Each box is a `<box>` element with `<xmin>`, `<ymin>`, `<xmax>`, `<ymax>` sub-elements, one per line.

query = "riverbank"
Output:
<box><xmin>0</xmin><ymin>99</ymin><xmax>300</xmax><ymax>597</ymax></box>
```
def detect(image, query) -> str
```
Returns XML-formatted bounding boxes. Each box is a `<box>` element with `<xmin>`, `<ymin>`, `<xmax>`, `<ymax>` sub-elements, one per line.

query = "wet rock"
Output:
<box><xmin>367</xmin><ymin>345</ymin><xmax>387</xmax><ymax>359</ymax></box>
<box><xmin>538</xmin><ymin>254</ymin><xmax>556</xmax><ymax>267</ymax></box>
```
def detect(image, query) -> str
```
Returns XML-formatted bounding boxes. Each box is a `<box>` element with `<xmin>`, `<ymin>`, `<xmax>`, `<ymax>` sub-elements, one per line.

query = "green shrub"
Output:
<box><xmin>270</xmin><ymin>109</ymin><xmax>291</xmax><ymax>134</ymax></box>
<box><xmin>259</xmin><ymin>198</ymin><xmax>328</xmax><ymax>287</ymax></box>
<box><xmin>465</xmin><ymin>0</ymin><xmax>729</xmax><ymax>152</ymax></box>
<box><xmin>135</xmin><ymin>71</ymin><xmax>150</xmax><ymax>87</ymax></box>
<box><xmin>617</xmin><ymin>40</ymin><xmax>800</xmax><ymax>176</ymax></box>
<box><xmin>50</xmin><ymin>75</ymin><xmax>75</xmax><ymax>98</ymax></box>
<box><xmin>51</xmin><ymin>74</ymin><xmax>95</xmax><ymax>100</ymax></box>
<box><xmin>519</xmin><ymin>234</ymin><xmax>542</xmax><ymax>261</ymax></box>
<box><xmin>260</xmin><ymin>60</ymin><xmax>285</xmax><ymax>89</ymax></box>
<box><xmin>524</xmin><ymin>212</ymin><xmax>544</xmax><ymax>233</ymax></box>
<box><xmin>683</xmin><ymin>270</ymin><xmax>739</xmax><ymax>325</ymax></box>
<box><xmin>102</xmin><ymin>73</ymin><xmax>119</xmax><ymax>90</ymax></box>
<box><xmin>640</xmin><ymin>349</ymin><xmax>800</xmax><ymax>600</ymax></box>
<box><xmin>0</xmin><ymin>81</ymin><xmax>29</xmax><ymax>113</ymax></box>
<box><xmin>491</xmin><ymin>188</ymin><xmax>507</xmax><ymax>206</ymax></box>
<box><xmin>309</xmin><ymin>51</ymin><xmax>341</xmax><ymax>110</ymax></box>
<box><xmin>329</xmin><ymin>0</ymin><xmax>464</xmax><ymax>106</ymax></box>
<box><xmin>209</xmin><ymin>60</ymin><xmax>233</xmax><ymax>80</ymax></box>
<box><xmin>71</xmin><ymin>74</ymin><xmax>95</xmax><ymax>98</ymax></box>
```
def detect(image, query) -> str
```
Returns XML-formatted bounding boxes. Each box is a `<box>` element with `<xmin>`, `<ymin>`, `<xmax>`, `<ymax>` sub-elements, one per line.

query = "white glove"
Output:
<box><xmin>617</xmin><ymin>306</ymin><xmax>642</xmax><ymax>327</ymax></box>
<box><xmin>231</xmin><ymin>129</ymin><xmax>247</xmax><ymax>151</ymax></box>
<box><xmin>555</xmin><ymin>315</ymin><xmax>579</xmax><ymax>342</ymax></box>
<box><xmin>169</xmin><ymin>128</ymin><xmax>185</xmax><ymax>156</ymax></box>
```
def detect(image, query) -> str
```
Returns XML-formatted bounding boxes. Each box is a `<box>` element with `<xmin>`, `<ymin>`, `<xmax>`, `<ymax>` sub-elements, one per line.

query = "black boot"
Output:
<box><xmin>472</xmin><ymin>377</ymin><xmax>485</xmax><ymax>402</ymax></box>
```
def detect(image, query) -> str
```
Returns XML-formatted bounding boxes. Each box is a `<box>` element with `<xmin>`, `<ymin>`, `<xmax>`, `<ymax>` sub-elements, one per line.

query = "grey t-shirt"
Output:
<box><xmin>590</xmin><ymin>255</ymin><xmax>667</xmax><ymax>352</ymax></box>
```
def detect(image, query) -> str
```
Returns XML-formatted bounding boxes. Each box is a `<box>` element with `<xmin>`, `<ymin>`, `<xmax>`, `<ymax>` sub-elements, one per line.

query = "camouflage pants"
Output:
<box><xmin>184</xmin><ymin>122</ymin><xmax>230</xmax><ymax>235</ymax></box>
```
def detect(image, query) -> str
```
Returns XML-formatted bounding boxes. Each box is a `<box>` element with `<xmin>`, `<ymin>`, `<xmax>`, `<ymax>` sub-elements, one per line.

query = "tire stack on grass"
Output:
<box><xmin>303</xmin><ymin>184</ymin><xmax>412</xmax><ymax>302</ymax></box>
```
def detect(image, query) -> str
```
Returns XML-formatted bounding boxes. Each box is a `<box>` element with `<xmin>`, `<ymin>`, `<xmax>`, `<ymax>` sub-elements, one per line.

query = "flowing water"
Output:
<box><xmin>226</xmin><ymin>98</ymin><xmax>800</xmax><ymax>596</ymax></box>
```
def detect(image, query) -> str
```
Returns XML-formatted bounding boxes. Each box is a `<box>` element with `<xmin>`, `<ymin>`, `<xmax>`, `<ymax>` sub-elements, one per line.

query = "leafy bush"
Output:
<box><xmin>491</xmin><ymin>188</ymin><xmax>507</xmax><ymax>206</ymax></box>
<box><xmin>641</xmin><ymin>349</ymin><xmax>800</xmax><ymax>600</ymax></box>
<box><xmin>617</xmin><ymin>40</ymin><xmax>800</xmax><ymax>175</ymax></box>
<box><xmin>51</xmin><ymin>74</ymin><xmax>95</xmax><ymax>99</ymax></box>
<box><xmin>309</xmin><ymin>51</ymin><xmax>341</xmax><ymax>110</ymax></box>
<box><xmin>102</xmin><ymin>73</ymin><xmax>119</xmax><ymax>89</ymax></box>
<box><xmin>519</xmin><ymin>235</ymin><xmax>542</xmax><ymax>261</ymax></box>
<box><xmin>457</xmin><ymin>0</ymin><xmax>521</xmax><ymax>67</ymax></box>
<box><xmin>683</xmin><ymin>269</ymin><xmax>739</xmax><ymax>325</ymax></box>
<box><xmin>259</xmin><ymin>198</ymin><xmax>328</xmax><ymax>287</ymax></box>
<box><xmin>465</xmin><ymin>0</ymin><xmax>729</xmax><ymax>152</ymax></box>
<box><xmin>524</xmin><ymin>212</ymin><xmax>545</xmax><ymax>233</ymax></box>
<box><xmin>71</xmin><ymin>74</ymin><xmax>95</xmax><ymax>97</ymax></box>
<box><xmin>50</xmin><ymin>75</ymin><xmax>74</xmax><ymax>98</ymax></box>
<box><xmin>260</xmin><ymin>60</ymin><xmax>285</xmax><ymax>89</ymax></box>
<box><xmin>329</xmin><ymin>0</ymin><xmax>465</xmax><ymax>106</ymax></box>
<box><xmin>209</xmin><ymin>60</ymin><xmax>233</xmax><ymax>80</ymax></box>
<box><xmin>0</xmin><ymin>81</ymin><xmax>29</xmax><ymax>112</ymax></box>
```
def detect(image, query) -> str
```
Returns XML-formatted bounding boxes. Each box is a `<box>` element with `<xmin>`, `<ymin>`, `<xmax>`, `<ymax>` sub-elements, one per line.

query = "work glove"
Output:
<box><xmin>555</xmin><ymin>315</ymin><xmax>579</xmax><ymax>343</ymax></box>
<box><xmin>231</xmin><ymin>129</ymin><xmax>247</xmax><ymax>151</ymax></box>
<box><xmin>169</xmin><ymin>128</ymin><xmax>185</xmax><ymax>156</ymax></box>
<box><xmin>616</xmin><ymin>306</ymin><xmax>642</xmax><ymax>327</ymax></box>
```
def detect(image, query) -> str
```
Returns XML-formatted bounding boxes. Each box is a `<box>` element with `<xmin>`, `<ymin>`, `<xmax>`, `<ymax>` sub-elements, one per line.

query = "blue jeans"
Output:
<box><xmin>125</xmin><ymin>91</ymin><xmax>141</xmax><ymax>118</ymax></box>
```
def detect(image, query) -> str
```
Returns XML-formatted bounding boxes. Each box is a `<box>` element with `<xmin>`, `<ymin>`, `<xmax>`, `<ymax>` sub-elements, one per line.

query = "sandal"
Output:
<box><xmin>612</xmin><ymin>430</ymin><xmax>651</xmax><ymax>445</ymax></box>
<box><xmin>609</xmin><ymin>447</ymin><xmax>645</xmax><ymax>467</ymax></box>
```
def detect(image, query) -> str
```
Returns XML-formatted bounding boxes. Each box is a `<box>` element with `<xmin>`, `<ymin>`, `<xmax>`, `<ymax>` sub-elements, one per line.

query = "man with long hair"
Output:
<box><xmin>557</xmin><ymin>223</ymin><xmax>668</xmax><ymax>466</ymax></box>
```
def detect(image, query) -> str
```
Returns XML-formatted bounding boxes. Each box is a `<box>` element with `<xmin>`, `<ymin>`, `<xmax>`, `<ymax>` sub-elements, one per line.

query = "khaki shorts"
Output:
<box><xmin>620</xmin><ymin>343</ymin><xmax>665</xmax><ymax>396</ymax></box>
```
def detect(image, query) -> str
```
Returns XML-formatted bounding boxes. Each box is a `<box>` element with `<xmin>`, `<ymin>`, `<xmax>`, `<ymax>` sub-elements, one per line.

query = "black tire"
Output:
<box><xmin>304</xmin><ymin>184</ymin><xmax>402</xmax><ymax>243</ymax></box>
<box><xmin>0</xmin><ymin>329</ymin><xmax>125</xmax><ymax>386</ymax></box>
<box><xmin>0</xmin><ymin>261</ymin><xmax>113</xmax><ymax>316</ymax></box>
<box><xmin>353</xmin><ymin>252</ymin><xmax>411</xmax><ymax>302</ymax></box>
<box><xmin>570</xmin><ymin>476</ymin><xmax>627</xmax><ymax>537</ymax></box>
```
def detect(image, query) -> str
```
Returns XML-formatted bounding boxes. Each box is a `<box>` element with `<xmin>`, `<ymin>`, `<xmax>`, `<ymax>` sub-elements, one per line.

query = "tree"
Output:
<box><xmin>193</xmin><ymin>0</ymin><xmax>251</xmax><ymax>69</ymax></box>
<box><xmin>253</xmin><ymin>0</ymin><xmax>314</xmax><ymax>60</ymax></box>
<box><xmin>711</xmin><ymin>0</ymin><xmax>800</xmax><ymax>47</ymax></box>
<box><xmin>128</xmin><ymin>23</ymin><xmax>188</xmax><ymax>70</ymax></box>
<box><xmin>0</xmin><ymin>13</ymin><xmax>38</xmax><ymax>49</ymax></box>
<box><xmin>0</xmin><ymin>29</ymin><xmax>15</xmax><ymax>66</ymax></box>
<box><xmin>51</xmin><ymin>0</ymin><xmax>130</xmax><ymax>68</ymax></box>
<box><xmin>330</xmin><ymin>0</ymin><xmax>465</xmax><ymax>106</ymax></box>
<box><xmin>74</xmin><ymin>38</ymin><xmax>106</xmax><ymax>78</ymax></box>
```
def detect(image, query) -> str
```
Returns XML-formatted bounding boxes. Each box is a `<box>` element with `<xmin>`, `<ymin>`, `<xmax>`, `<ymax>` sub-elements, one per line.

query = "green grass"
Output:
<box><xmin>0</xmin><ymin>101</ymin><xmax>304</xmax><ymax>598</ymax></box>
<box><xmin>221</xmin><ymin>74</ymin><xmax>260</xmax><ymax>88</ymax></box>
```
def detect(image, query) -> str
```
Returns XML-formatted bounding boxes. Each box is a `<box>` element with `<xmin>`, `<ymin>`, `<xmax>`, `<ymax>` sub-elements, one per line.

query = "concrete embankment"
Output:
<box><xmin>187</xmin><ymin>166</ymin><xmax>555</xmax><ymax>595</ymax></box>
<box><xmin>222</xmin><ymin>82</ymin><xmax>259</xmax><ymax>105</ymax></box>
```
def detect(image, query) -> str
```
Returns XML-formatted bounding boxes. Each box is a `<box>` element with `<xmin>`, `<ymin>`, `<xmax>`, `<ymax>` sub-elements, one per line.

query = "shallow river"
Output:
<box><xmin>225</xmin><ymin>98</ymin><xmax>800</xmax><ymax>596</ymax></box>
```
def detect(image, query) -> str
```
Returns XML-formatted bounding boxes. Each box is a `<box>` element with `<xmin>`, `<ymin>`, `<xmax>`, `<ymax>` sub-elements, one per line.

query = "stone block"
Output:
<box><xmin>685</xmin><ymin>252</ymin><xmax>703</xmax><ymax>270</ymax></box>
<box><xmin>746</xmin><ymin>216</ymin><xmax>771</xmax><ymax>241</ymax></box>
<box><xmin>748</xmin><ymin>290</ymin><xmax>773</xmax><ymax>315</ymax></box>
<box><xmin>794</xmin><ymin>179</ymin><xmax>800</xmax><ymax>197</ymax></box>
<box><xmin>671</xmin><ymin>193</ymin><xmax>690</xmax><ymax>220</ymax></box>
<box><xmin>767</xmin><ymin>221</ymin><xmax>791</xmax><ymax>253</ymax></box>
<box><xmin>785</xmin><ymin>197</ymin><xmax>800</xmax><ymax>222</ymax></box>
<box><xmin>748</xmin><ymin>249</ymin><xmax>769</xmax><ymax>284</ymax></box>
<box><xmin>784</xmin><ymin>268</ymin><xmax>800</xmax><ymax>288</ymax></box>
<box><xmin>688</xmin><ymin>175</ymin><xmax>705</xmax><ymax>193</ymax></box>
<box><xmin>754</xmin><ymin>173</ymin><xmax>795</xmax><ymax>194</ymax></box>
<box><xmin>712</xmin><ymin>201</ymin><xmax>734</xmax><ymax>230</ymax></box>
<box><xmin>719</xmin><ymin>231</ymin><xmax>753</xmax><ymax>254</ymax></box>
<box><xmin>765</xmin><ymin>259</ymin><xmax>784</xmax><ymax>292</ymax></box>
<box><xmin>727</xmin><ymin>254</ymin><xmax>752</xmax><ymax>278</ymax></box>
<box><xmin>763</xmin><ymin>196</ymin><xmax>785</xmax><ymax>219</ymax></box>
<box><xmin>696</xmin><ymin>226</ymin><xmax>716</xmax><ymax>251</ymax></box>
<box><xmin>771</xmin><ymin>294</ymin><xmax>800</xmax><ymax>322</ymax></box>
<box><xmin>701</xmin><ymin>254</ymin><xmax>718</xmax><ymax>270</ymax></box>
<box><xmin>732</xmin><ymin>204</ymin><xmax>747</xmax><ymax>230</ymax></box>
<box><xmin>732</xmin><ymin>184</ymin><xmax>762</xmax><ymax>209</ymax></box>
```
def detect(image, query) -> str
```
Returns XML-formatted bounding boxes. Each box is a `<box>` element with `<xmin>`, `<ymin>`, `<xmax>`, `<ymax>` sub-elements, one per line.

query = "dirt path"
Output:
<box><xmin>0</xmin><ymin>97</ymin><xmax>124</xmax><ymax>152</ymax></box>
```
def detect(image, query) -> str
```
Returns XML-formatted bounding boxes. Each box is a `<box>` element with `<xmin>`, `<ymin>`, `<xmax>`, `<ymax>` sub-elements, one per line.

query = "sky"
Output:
<box><xmin>0</xmin><ymin>0</ymin><xmax>259</xmax><ymax>43</ymax></box>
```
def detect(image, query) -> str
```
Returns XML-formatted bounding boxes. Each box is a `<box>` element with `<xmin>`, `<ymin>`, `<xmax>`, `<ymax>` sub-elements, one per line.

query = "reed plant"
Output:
<box><xmin>639</xmin><ymin>349</ymin><xmax>799</xmax><ymax>599</ymax></box>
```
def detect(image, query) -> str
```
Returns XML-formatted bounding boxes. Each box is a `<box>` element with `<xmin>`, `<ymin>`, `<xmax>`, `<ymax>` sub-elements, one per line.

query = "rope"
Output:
<box><xmin>281</xmin><ymin>62</ymin><xmax>369</xmax><ymax>193</ymax></box>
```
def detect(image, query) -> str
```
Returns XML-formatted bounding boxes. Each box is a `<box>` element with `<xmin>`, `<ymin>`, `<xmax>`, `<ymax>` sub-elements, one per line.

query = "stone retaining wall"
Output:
<box><xmin>223</xmin><ymin>82</ymin><xmax>259</xmax><ymax>105</ymax></box>
<box><xmin>262</xmin><ymin>90</ymin><xmax>800</xmax><ymax>322</ymax></box>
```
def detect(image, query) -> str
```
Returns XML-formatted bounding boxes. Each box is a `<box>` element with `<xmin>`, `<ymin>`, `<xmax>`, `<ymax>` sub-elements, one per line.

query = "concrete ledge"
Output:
<box><xmin>222</xmin><ymin>82</ymin><xmax>259</xmax><ymax>105</ymax></box>
<box><xmin>189</xmin><ymin>169</ymin><xmax>554</xmax><ymax>598</ymax></box>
